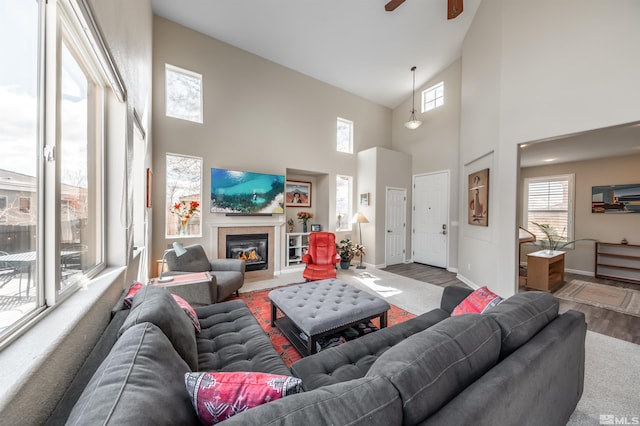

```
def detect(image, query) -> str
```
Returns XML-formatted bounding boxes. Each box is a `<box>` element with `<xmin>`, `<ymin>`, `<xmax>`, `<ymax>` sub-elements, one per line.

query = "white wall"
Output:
<box><xmin>459</xmin><ymin>0</ymin><xmax>640</xmax><ymax>296</ymax></box>
<box><xmin>392</xmin><ymin>59</ymin><xmax>462</xmax><ymax>269</ymax></box>
<box><xmin>152</xmin><ymin>17</ymin><xmax>392</xmax><ymax>268</ymax></box>
<box><xmin>357</xmin><ymin>147</ymin><xmax>412</xmax><ymax>266</ymax></box>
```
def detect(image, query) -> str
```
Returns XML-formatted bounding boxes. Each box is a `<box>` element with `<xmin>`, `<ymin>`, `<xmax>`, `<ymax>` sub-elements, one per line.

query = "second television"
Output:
<box><xmin>210</xmin><ymin>168</ymin><xmax>285</xmax><ymax>215</ymax></box>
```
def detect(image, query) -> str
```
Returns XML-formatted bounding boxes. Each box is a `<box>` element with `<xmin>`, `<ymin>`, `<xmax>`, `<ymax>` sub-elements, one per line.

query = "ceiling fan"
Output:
<box><xmin>385</xmin><ymin>0</ymin><xmax>463</xmax><ymax>19</ymax></box>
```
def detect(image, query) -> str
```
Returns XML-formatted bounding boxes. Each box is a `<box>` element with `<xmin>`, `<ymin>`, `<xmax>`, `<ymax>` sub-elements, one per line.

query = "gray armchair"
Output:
<box><xmin>164</xmin><ymin>244</ymin><xmax>245</xmax><ymax>304</ymax></box>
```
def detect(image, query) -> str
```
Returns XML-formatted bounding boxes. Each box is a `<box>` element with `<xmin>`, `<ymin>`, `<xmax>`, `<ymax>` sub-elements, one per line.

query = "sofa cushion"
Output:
<box><xmin>366</xmin><ymin>314</ymin><xmax>501</xmax><ymax>425</ymax></box>
<box><xmin>194</xmin><ymin>300</ymin><xmax>291</xmax><ymax>376</ymax></box>
<box><xmin>218</xmin><ymin>376</ymin><xmax>403</xmax><ymax>426</ymax></box>
<box><xmin>484</xmin><ymin>291</ymin><xmax>559</xmax><ymax>358</ymax></box>
<box><xmin>166</xmin><ymin>244</ymin><xmax>212</xmax><ymax>272</ymax></box>
<box><xmin>66</xmin><ymin>322</ymin><xmax>199</xmax><ymax>425</ymax></box>
<box><xmin>119</xmin><ymin>285</ymin><xmax>198</xmax><ymax>371</ymax></box>
<box><xmin>451</xmin><ymin>286</ymin><xmax>502</xmax><ymax>315</ymax></box>
<box><xmin>185</xmin><ymin>371</ymin><xmax>302</xmax><ymax>425</ymax></box>
<box><xmin>291</xmin><ymin>308</ymin><xmax>450</xmax><ymax>391</ymax></box>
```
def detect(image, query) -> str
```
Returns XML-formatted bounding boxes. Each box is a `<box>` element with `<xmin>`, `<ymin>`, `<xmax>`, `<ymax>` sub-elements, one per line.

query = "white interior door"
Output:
<box><xmin>385</xmin><ymin>187</ymin><xmax>407</xmax><ymax>266</ymax></box>
<box><xmin>413</xmin><ymin>171</ymin><xmax>449</xmax><ymax>268</ymax></box>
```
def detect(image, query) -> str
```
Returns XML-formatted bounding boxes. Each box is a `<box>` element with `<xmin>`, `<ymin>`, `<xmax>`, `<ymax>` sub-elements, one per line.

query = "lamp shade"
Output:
<box><xmin>351</xmin><ymin>212</ymin><xmax>369</xmax><ymax>224</ymax></box>
<box><xmin>173</xmin><ymin>242</ymin><xmax>187</xmax><ymax>257</ymax></box>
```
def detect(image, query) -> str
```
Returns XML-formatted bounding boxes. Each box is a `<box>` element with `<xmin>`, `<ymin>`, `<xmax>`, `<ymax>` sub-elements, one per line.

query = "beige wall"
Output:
<box><xmin>520</xmin><ymin>154</ymin><xmax>640</xmax><ymax>274</ymax></box>
<box><xmin>458</xmin><ymin>0</ymin><xmax>640</xmax><ymax>296</ymax></box>
<box><xmin>152</xmin><ymin>17</ymin><xmax>392</xmax><ymax>267</ymax></box>
<box><xmin>391</xmin><ymin>59</ymin><xmax>462</xmax><ymax>269</ymax></box>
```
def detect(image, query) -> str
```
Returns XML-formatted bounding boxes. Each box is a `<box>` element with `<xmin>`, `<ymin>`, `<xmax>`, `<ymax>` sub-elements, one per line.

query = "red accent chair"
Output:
<box><xmin>302</xmin><ymin>232</ymin><xmax>340</xmax><ymax>281</ymax></box>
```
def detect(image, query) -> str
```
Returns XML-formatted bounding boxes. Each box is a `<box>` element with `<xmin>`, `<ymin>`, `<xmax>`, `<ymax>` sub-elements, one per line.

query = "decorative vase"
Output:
<box><xmin>340</xmin><ymin>260</ymin><xmax>350</xmax><ymax>270</ymax></box>
<box><xmin>302</xmin><ymin>222</ymin><xmax>308</xmax><ymax>233</ymax></box>
<box><xmin>179</xmin><ymin>218</ymin><xmax>189</xmax><ymax>236</ymax></box>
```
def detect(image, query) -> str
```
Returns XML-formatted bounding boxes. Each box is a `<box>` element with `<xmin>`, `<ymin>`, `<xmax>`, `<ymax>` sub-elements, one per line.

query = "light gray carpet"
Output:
<box><xmin>247</xmin><ymin>267</ymin><xmax>640</xmax><ymax>424</ymax></box>
<box><xmin>568</xmin><ymin>331</ymin><xmax>640</xmax><ymax>425</ymax></box>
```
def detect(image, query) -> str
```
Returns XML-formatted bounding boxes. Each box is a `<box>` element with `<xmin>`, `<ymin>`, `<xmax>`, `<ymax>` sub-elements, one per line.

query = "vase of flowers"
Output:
<box><xmin>171</xmin><ymin>200</ymin><xmax>200</xmax><ymax>236</ymax></box>
<box><xmin>297</xmin><ymin>211</ymin><xmax>313</xmax><ymax>233</ymax></box>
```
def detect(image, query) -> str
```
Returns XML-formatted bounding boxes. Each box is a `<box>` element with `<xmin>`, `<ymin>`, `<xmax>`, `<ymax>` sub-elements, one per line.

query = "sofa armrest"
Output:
<box><xmin>210</xmin><ymin>258</ymin><xmax>246</xmax><ymax>275</ymax></box>
<box><xmin>440</xmin><ymin>286</ymin><xmax>473</xmax><ymax>314</ymax></box>
<box><xmin>160</xmin><ymin>278</ymin><xmax>217</xmax><ymax>307</ymax></box>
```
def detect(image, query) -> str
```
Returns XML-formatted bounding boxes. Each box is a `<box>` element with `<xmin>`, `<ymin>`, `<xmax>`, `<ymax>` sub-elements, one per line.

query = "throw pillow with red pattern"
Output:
<box><xmin>184</xmin><ymin>371</ymin><xmax>303</xmax><ymax>425</ymax></box>
<box><xmin>172</xmin><ymin>294</ymin><xmax>201</xmax><ymax>333</ymax></box>
<box><xmin>452</xmin><ymin>286</ymin><xmax>503</xmax><ymax>316</ymax></box>
<box><xmin>123</xmin><ymin>281</ymin><xmax>144</xmax><ymax>308</ymax></box>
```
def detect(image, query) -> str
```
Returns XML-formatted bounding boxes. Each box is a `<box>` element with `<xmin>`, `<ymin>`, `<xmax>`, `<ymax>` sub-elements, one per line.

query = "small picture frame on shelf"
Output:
<box><xmin>310</xmin><ymin>224</ymin><xmax>321</xmax><ymax>232</ymax></box>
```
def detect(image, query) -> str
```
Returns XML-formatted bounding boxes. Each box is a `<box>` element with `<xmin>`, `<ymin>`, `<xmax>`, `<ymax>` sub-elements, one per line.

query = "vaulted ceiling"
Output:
<box><xmin>151</xmin><ymin>0</ymin><xmax>481</xmax><ymax>109</ymax></box>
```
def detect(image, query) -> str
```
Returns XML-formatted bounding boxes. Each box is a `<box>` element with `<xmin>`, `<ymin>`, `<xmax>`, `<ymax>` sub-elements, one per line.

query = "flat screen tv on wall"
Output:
<box><xmin>210</xmin><ymin>168</ymin><xmax>285</xmax><ymax>215</ymax></box>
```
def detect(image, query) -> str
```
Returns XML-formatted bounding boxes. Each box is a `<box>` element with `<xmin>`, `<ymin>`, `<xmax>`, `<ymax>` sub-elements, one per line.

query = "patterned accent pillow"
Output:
<box><xmin>172</xmin><ymin>294</ymin><xmax>201</xmax><ymax>333</ymax></box>
<box><xmin>123</xmin><ymin>281</ymin><xmax>144</xmax><ymax>308</ymax></box>
<box><xmin>184</xmin><ymin>371</ymin><xmax>303</xmax><ymax>425</ymax></box>
<box><xmin>452</xmin><ymin>286</ymin><xmax>503</xmax><ymax>316</ymax></box>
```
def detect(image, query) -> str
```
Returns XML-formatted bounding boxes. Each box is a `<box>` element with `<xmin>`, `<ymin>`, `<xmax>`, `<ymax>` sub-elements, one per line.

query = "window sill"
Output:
<box><xmin>0</xmin><ymin>266</ymin><xmax>126</xmax><ymax>423</ymax></box>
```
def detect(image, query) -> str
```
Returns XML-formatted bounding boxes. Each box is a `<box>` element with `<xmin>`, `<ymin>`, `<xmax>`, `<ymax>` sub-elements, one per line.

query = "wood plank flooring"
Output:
<box><xmin>383</xmin><ymin>262</ymin><xmax>640</xmax><ymax>345</ymax></box>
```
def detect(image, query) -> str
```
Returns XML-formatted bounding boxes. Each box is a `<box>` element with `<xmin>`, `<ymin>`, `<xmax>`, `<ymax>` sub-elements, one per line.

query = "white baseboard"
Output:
<box><xmin>455</xmin><ymin>273</ymin><xmax>479</xmax><ymax>290</ymax></box>
<box><xmin>564</xmin><ymin>268</ymin><xmax>594</xmax><ymax>277</ymax></box>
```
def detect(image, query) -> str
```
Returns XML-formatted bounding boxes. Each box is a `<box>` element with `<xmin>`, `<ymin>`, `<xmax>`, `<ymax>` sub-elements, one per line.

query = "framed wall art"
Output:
<box><xmin>146</xmin><ymin>168</ymin><xmax>153</xmax><ymax>208</ymax></box>
<box><xmin>592</xmin><ymin>183</ymin><xmax>640</xmax><ymax>213</ymax></box>
<box><xmin>360</xmin><ymin>193</ymin><xmax>370</xmax><ymax>206</ymax></box>
<box><xmin>468</xmin><ymin>168</ymin><xmax>489</xmax><ymax>226</ymax></box>
<box><xmin>285</xmin><ymin>180</ymin><xmax>311</xmax><ymax>207</ymax></box>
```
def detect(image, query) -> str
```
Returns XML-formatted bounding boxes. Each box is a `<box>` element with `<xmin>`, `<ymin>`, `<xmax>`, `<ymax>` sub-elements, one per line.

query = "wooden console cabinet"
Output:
<box><xmin>595</xmin><ymin>242</ymin><xmax>640</xmax><ymax>284</ymax></box>
<box><xmin>526</xmin><ymin>250</ymin><xmax>565</xmax><ymax>292</ymax></box>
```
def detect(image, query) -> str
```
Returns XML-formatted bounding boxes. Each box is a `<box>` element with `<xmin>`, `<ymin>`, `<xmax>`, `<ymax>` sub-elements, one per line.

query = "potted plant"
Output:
<box><xmin>337</xmin><ymin>239</ymin><xmax>355</xmax><ymax>269</ymax></box>
<box><xmin>532</xmin><ymin>222</ymin><xmax>596</xmax><ymax>253</ymax></box>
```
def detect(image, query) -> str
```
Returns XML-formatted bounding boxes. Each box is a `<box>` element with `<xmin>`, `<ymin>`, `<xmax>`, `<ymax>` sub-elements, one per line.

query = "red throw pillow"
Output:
<box><xmin>172</xmin><ymin>294</ymin><xmax>201</xmax><ymax>333</ymax></box>
<box><xmin>184</xmin><ymin>371</ymin><xmax>303</xmax><ymax>425</ymax></box>
<box><xmin>123</xmin><ymin>281</ymin><xmax>144</xmax><ymax>308</ymax></box>
<box><xmin>452</xmin><ymin>286</ymin><xmax>503</xmax><ymax>316</ymax></box>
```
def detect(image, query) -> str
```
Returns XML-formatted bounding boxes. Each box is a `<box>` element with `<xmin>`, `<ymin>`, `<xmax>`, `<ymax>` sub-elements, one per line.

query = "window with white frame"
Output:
<box><xmin>0</xmin><ymin>0</ymin><xmax>109</xmax><ymax>342</ymax></box>
<box><xmin>336</xmin><ymin>175</ymin><xmax>353</xmax><ymax>231</ymax></box>
<box><xmin>421</xmin><ymin>81</ymin><xmax>444</xmax><ymax>113</ymax></box>
<box><xmin>523</xmin><ymin>174</ymin><xmax>575</xmax><ymax>244</ymax></box>
<box><xmin>165</xmin><ymin>64</ymin><xmax>203</xmax><ymax>123</ymax></box>
<box><xmin>165</xmin><ymin>154</ymin><xmax>202</xmax><ymax>238</ymax></box>
<box><xmin>337</xmin><ymin>117</ymin><xmax>353</xmax><ymax>154</ymax></box>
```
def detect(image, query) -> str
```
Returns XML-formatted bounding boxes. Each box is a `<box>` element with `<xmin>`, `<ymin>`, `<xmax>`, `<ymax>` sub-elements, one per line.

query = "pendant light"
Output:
<box><xmin>404</xmin><ymin>66</ymin><xmax>422</xmax><ymax>130</ymax></box>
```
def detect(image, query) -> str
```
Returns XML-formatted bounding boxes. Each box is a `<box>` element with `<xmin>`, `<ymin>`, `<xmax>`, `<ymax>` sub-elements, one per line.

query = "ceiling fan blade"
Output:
<box><xmin>385</xmin><ymin>0</ymin><xmax>406</xmax><ymax>12</ymax></box>
<box><xmin>447</xmin><ymin>0</ymin><xmax>464</xmax><ymax>19</ymax></box>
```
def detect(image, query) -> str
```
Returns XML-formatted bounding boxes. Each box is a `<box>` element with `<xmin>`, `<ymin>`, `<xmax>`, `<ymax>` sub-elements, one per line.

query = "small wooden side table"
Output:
<box><xmin>526</xmin><ymin>250</ymin><xmax>565</xmax><ymax>292</ymax></box>
<box><xmin>149</xmin><ymin>271</ymin><xmax>212</xmax><ymax>287</ymax></box>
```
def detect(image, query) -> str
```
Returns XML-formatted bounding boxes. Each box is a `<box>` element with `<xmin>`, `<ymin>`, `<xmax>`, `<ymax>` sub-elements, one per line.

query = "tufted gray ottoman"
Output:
<box><xmin>269</xmin><ymin>279</ymin><xmax>390</xmax><ymax>356</ymax></box>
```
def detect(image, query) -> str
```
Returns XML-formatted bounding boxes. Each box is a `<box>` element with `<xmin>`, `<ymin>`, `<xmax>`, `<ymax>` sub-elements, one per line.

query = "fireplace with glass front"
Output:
<box><xmin>226</xmin><ymin>233</ymin><xmax>268</xmax><ymax>272</ymax></box>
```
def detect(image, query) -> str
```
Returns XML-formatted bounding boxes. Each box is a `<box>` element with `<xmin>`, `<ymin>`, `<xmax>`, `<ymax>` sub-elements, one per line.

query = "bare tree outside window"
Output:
<box><xmin>165</xmin><ymin>64</ymin><xmax>202</xmax><ymax>123</ymax></box>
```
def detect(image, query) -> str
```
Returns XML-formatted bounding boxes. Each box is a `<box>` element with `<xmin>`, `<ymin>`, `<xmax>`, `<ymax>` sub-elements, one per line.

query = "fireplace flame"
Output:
<box><xmin>238</xmin><ymin>250</ymin><xmax>261</xmax><ymax>262</ymax></box>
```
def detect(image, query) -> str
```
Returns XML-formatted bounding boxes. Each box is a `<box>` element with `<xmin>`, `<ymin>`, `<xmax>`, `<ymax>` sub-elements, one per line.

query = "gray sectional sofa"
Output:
<box><xmin>47</xmin><ymin>284</ymin><xmax>586</xmax><ymax>425</ymax></box>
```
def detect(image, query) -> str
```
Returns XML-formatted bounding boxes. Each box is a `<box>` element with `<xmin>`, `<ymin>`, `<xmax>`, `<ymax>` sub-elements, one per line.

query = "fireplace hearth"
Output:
<box><xmin>226</xmin><ymin>233</ymin><xmax>268</xmax><ymax>272</ymax></box>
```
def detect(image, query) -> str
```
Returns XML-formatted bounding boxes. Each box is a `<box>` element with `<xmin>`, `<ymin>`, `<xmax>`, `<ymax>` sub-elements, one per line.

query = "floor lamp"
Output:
<box><xmin>351</xmin><ymin>212</ymin><xmax>369</xmax><ymax>269</ymax></box>
<box><xmin>157</xmin><ymin>242</ymin><xmax>188</xmax><ymax>283</ymax></box>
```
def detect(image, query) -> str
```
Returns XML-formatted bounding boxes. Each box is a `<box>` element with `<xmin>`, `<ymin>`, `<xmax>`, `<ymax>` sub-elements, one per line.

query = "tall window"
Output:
<box><xmin>165</xmin><ymin>64</ymin><xmax>203</xmax><ymax>123</ymax></box>
<box><xmin>422</xmin><ymin>81</ymin><xmax>444</xmax><ymax>113</ymax></box>
<box><xmin>337</xmin><ymin>117</ymin><xmax>353</xmax><ymax>154</ymax></box>
<box><xmin>336</xmin><ymin>175</ymin><xmax>353</xmax><ymax>231</ymax></box>
<box><xmin>0</xmin><ymin>0</ymin><xmax>108</xmax><ymax>341</ymax></box>
<box><xmin>165</xmin><ymin>154</ymin><xmax>202</xmax><ymax>238</ymax></box>
<box><xmin>523</xmin><ymin>175</ymin><xmax>575</xmax><ymax>243</ymax></box>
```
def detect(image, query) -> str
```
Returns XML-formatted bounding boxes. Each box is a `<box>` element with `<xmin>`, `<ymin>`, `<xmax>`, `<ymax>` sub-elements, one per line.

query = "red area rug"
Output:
<box><xmin>233</xmin><ymin>287</ymin><xmax>416</xmax><ymax>367</ymax></box>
